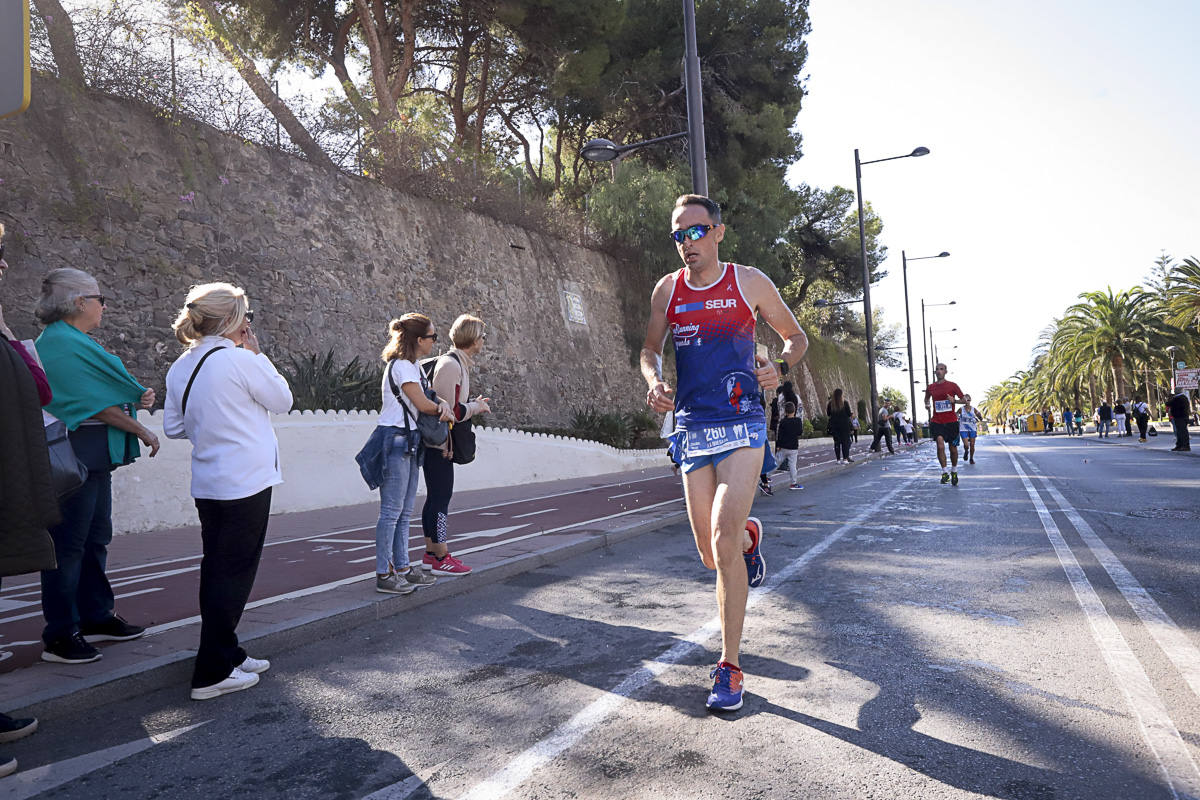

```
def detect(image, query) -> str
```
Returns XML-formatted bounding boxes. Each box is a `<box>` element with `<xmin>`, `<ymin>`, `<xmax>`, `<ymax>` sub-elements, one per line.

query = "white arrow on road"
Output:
<box><xmin>5</xmin><ymin>721</ymin><xmax>210</xmax><ymax>800</ymax></box>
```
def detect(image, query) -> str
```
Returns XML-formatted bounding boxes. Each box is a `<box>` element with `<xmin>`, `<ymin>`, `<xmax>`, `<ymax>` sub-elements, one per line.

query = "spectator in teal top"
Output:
<box><xmin>34</xmin><ymin>268</ymin><xmax>159</xmax><ymax>666</ymax></box>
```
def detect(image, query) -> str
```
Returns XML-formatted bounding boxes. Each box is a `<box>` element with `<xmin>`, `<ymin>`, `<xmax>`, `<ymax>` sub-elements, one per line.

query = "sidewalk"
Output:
<box><xmin>2</xmin><ymin>436</ymin><xmax>885</xmax><ymax>719</ymax></box>
<box><xmin>1053</xmin><ymin>423</ymin><xmax>1199</xmax><ymax>456</ymax></box>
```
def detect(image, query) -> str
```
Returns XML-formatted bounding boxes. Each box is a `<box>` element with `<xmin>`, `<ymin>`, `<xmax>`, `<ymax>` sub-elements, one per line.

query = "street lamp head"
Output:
<box><xmin>937</xmin><ymin>251</ymin><xmax>950</xmax><ymax>258</ymax></box>
<box><xmin>948</xmin><ymin>300</ymin><xmax>957</xmax><ymax>305</ymax></box>
<box><xmin>910</xmin><ymin>146</ymin><xmax>930</xmax><ymax>157</ymax></box>
<box><xmin>580</xmin><ymin>138</ymin><xmax>621</xmax><ymax>163</ymax></box>
<box><xmin>814</xmin><ymin>299</ymin><xmax>829</xmax><ymax>307</ymax></box>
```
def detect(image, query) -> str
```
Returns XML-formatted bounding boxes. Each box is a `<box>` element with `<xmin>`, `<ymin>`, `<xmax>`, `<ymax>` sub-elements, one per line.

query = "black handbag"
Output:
<box><xmin>44</xmin><ymin>419</ymin><xmax>89</xmax><ymax>497</ymax></box>
<box><xmin>389</xmin><ymin>361</ymin><xmax>448</xmax><ymax>447</ymax></box>
<box><xmin>449</xmin><ymin>418</ymin><xmax>476</xmax><ymax>465</ymax></box>
<box><xmin>444</xmin><ymin>352</ymin><xmax>476</xmax><ymax>465</ymax></box>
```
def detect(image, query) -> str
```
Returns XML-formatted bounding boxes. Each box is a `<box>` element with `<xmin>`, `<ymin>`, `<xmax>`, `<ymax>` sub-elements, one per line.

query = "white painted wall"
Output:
<box><xmin>110</xmin><ymin>411</ymin><xmax>668</xmax><ymax>535</ymax></box>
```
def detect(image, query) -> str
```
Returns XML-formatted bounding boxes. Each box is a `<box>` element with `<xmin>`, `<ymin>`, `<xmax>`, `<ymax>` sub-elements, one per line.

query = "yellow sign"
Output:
<box><xmin>1</xmin><ymin>0</ymin><xmax>31</xmax><ymax>120</ymax></box>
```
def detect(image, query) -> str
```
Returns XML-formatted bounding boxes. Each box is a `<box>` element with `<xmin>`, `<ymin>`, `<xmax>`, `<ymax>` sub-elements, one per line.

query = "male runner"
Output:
<box><xmin>642</xmin><ymin>194</ymin><xmax>807</xmax><ymax>712</ymax></box>
<box><xmin>924</xmin><ymin>363</ymin><xmax>967</xmax><ymax>484</ymax></box>
<box><xmin>958</xmin><ymin>394</ymin><xmax>979</xmax><ymax>464</ymax></box>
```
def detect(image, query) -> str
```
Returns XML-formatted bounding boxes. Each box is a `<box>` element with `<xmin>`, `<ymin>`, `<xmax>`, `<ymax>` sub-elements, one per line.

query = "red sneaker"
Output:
<box><xmin>431</xmin><ymin>553</ymin><xmax>472</xmax><ymax>576</ymax></box>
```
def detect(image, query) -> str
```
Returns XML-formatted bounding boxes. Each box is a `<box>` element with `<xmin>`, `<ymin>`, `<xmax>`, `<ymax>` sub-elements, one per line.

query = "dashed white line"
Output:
<box><xmin>443</xmin><ymin>469</ymin><xmax>921</xmax><ymax>800</ymax></box>
<box><xmin>606</xmin><ymin>491</ymin><xmax>641</xmax><ymax>500</ymax></box>
<box><xmin>511</xmin><ymin>508</ymin><xmax>558</xmax><ymax>519</ymax></box>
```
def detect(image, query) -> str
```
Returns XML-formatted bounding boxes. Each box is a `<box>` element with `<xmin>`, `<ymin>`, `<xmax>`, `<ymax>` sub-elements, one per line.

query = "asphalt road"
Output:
<box><xmin>6</xmin><ymin>434</ymin><xmax>1199</xmax><ymax>800</ymax></box>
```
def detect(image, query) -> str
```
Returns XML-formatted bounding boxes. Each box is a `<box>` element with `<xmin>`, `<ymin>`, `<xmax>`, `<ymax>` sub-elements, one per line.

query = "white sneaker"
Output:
<box><xmin>238</xmin><ymin>656</ymin><xmax>270</xmax><ymax>674</ymax></box>
<box><xmin>191</xmin><ymin>668</ymin><xmax>259</xmax><ymax>701</ymax></box>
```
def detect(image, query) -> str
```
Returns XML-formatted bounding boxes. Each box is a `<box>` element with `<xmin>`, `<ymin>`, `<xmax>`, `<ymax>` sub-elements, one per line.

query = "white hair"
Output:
<box><xmin>35</xmin><ymin>268</ymin><xmax>99</xmax><ymax>324</ymax></box>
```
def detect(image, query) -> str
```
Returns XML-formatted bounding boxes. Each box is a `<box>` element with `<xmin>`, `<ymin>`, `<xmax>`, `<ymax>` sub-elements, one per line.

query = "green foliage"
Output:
<box><xmin>563</xmin><ymin>407</ymin><xmax>665</xmax><ymax>449</ymax></box>
<box><xmin>879</xmin><ymin>386</ymin><xmax>907</xmax><ymax>413</ymax></box>
<box><xmin>807</xmin><ymin>414</ymin><xmax>827</xmax><ymax>436</ymax></box>
<box><xmin>856</xmin><ymin>399</ymin><xmax>868</xmax><ymax>424</ymax></box>
<box><xmin>280</xmin><ymin>349</ymin><xmax>380</xmax><ymax>411</ymax></box>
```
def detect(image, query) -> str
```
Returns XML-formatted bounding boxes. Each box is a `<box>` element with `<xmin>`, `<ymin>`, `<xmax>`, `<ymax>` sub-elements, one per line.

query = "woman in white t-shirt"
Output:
<box><xmin>373</xmin><ymin>314</ymin><xmax>452</xmax><ymax>596</ymax></box>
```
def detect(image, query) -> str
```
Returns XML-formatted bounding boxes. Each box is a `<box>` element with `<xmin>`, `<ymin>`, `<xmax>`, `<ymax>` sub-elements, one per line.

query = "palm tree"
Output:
<box><xmin>1165</xmin><ymin>257</ymin><xmax>1200</xmax><ymax>333</ymax></box>
<box><xmin>1057</xmin><ymin>287</ymin><xmax>1174</xmax><ymax>401</ymax></box>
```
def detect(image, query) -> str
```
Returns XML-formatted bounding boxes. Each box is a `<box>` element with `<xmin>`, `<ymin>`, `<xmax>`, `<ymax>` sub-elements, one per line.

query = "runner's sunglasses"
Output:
<box><xmin>670</xmin><ymin>224</ymin><xmax>717</xmax><ymax>244</ymax></box>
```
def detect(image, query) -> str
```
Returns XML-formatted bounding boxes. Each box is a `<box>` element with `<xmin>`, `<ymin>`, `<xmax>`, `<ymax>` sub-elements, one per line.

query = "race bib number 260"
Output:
<box><xmin>686</xmin><ymin>423</ymin><xmax>752</xmax><ymax>457</ymax></box>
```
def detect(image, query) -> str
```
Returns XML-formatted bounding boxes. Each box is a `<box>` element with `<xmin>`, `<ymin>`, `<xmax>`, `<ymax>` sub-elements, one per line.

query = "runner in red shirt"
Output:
<box><xmin>924</xmin><ymin>362</ymin><xmax>967</xmax><ymax>485</ymax></box>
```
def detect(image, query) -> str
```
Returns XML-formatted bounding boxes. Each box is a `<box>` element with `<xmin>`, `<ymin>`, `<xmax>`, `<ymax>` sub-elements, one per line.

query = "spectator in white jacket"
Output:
<box><xmin>163</xmin><ymin>283</ymin><xmax>293</xmax><ymax>702</ymax></box>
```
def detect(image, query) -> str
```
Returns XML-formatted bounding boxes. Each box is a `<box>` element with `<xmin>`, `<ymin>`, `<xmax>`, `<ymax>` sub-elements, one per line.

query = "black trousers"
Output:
<box><xmin>832</xmin><ymin>430</ymin><xmax>851</xmax><ymax>460</ymax></box>
<box><xmin>421</xmin><ymin>449</ymin><xmax>455</xmax><ymax>544</ymax></box>
<box><xmin>192</xmin><ymin>487</ymin><xmax>271</xmax><ymax>688</ymax></box>
<box><xmin>1136</xmin><ymin>414</ymin><xmax>1149</xmax><ymax>438</ymax></box>
<box><xmin>870</xmin><ymin>425</ymin><xmax>894</xmax><ymax>453</ymax></box>
<box><xmin>1172</xmin><ymin>418</ymin><xmax>1191</xmax><ymax>450</ymax></box>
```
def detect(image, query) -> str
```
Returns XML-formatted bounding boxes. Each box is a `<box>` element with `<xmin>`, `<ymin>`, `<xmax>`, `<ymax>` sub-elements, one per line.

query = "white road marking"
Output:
<box><xmin>511</xmin><ymin>508</ymin><xmax>558</xmax><ymax>519</ymax></box>
<box><xmin>606</xmin><ymin>491</ymin><xmax>641</xmax><ymax>500</ymax></box>
<box><xmin>113</xmin><ymin>587</ymin><xmax>163</xmax><ymax>601</ymax></box>
<box><xmin>1003</xmin><ymin>443</ymin><xmax>1200</xmax><ymax>799</ymax></box>
<box><xmin>4</xmin><ymin>721</ymin><xmax>209</xmax><ymax>800</ymax></box>
<box><xmin>444</xmin><ymin>469</ymin><xmax>921</xmax><ymax>800</ymax></box>
<box><xmin>447</xmin><ymin>525</ymin><xmax>527</xmax><ymax>542</ymax></box>
<box><xmin>149</xmin><ymin>499</ymin><xmax>687</xmax><ymax>636</ymax></box>
<box><xmin>0</xmin><ymin>476</ymin><xmax>680</xmax><ymax>595</ymax></box>
<box><xmin>309</xmin><ymin>538</ymin><xmax>375</xmax><ymax>544</ymax></box>
<box><xmin>1019</xmin><ymin>454</ymin><xmax>1200</xmax><ymax>701</ymax></box>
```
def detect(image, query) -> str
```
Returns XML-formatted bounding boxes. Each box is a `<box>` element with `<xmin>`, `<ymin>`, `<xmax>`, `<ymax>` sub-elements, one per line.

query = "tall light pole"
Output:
<box><xmin>682</xmin><ymin>0</ymin><xmax>708</xmax><ymax>196</ymax></box>
<box><xmin>581</xmin><ymin>1</ymin><xmax>708</xmax><ymax>195</ymax></box>
<box><xmin>902</xmin><ymin>250</ymin><xmax>949</xmax><ymax>434</ymax></box>
<box><xmin>855</xmin><ymin>146</ymin><xmax>929</xmax><ymax>428</ymax></box>
<box><xmin>920</xmin><ymin>298</ymin><xmax>956</xmax><ymax>414</ymax></box>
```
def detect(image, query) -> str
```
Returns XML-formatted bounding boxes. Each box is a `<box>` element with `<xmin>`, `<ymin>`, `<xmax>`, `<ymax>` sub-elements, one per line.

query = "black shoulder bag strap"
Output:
<box><xmin>181</xmin><ymin>346</ymin><xmax>227</xmax><ymax>417</ymax></box>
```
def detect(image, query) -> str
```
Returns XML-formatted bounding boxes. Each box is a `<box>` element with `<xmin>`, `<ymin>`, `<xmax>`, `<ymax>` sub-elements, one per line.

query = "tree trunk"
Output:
<box><xmin>31</xmin><ymin>0</ymin><xmax>86</xmax><ymax>87</ymax></box>
<box><xmin>1111</xmin><ymin>352</ymin><xmax>1126</xmax><ymax>400</ymax></box>
<box><xmin>193</xmin><ymin>0</ymin><xmax>334</xmax><ymax>169</ymax></box>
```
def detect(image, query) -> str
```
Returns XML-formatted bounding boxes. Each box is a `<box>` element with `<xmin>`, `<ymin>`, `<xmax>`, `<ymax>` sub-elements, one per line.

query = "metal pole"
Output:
<box><xmin>931</xmin><ymin>328</ymin><xmax>938</xmax><ymax>373</ymax></box>
<box><xmin>682</xmin><ymin>0</ymin><xmax>708</xmax><ymax>196</ymax></box>
<box><xmin>902</xmin><ymin>250</ymin><xmax>918</xmax><ymax>436</ymax></box>
<box><xmin>855</xmin><ymin>148</ymin><xmax>879</xmax><ymax>429</ymax></box>
<box><xmin>170</xmin><ymin>36</ymin><xmax>177</xmax><ymax>113</ymax></box>
<box><xmin>274</xmin><ymin>80</ymin><xmax>281</xmax><ymax>147</ymax></box>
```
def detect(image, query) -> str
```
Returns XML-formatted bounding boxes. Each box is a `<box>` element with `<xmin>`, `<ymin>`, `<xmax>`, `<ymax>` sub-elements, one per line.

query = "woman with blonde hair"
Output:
<box><xmin>419</xmin><ymin>314</ymin><xmax>491</xmax><ymax>575</ymax></box>
<box><xmin>35</xmin><ymin>268</ymin><xmax>158</xmax><ymax>666</ymax></box>
<box><xmin>163</xmin><ymin>282</ymin><xmax>293</xmax><ymax>701</ymax></box>
<box><xmin>356</xmin><ymin>313</ymin><xmax>452</xmax><ymax>595</ymax></box>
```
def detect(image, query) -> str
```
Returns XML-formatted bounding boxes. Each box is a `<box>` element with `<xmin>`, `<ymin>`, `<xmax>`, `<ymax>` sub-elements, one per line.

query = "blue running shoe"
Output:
<box><xmin>744</xmin><ymin>516</ymin><xmax>766</xmax><ymax>588</ymax></box>
<box><xmin>706</xmin><ymin>661</ymin><xmax>744</xmax><ymax>711</ymax></box>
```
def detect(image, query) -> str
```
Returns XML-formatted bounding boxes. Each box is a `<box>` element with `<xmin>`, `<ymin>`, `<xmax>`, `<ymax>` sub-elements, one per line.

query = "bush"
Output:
<box><xmin>802</xmin><ymin>418</ymin><xmax>814</xmax><ymax>438</ymax></box>
<box><xmin>564</xmin><ymin>407</ymin><xmax>666</xmax><ymax>449</ymax></box>
<box><xmin>808</xmin><ymin>414</ymin><xmax>828</xmax><ymax>436</ymax></box>
<box><xmin>281</xmin><ymin>349</ymin><xmax>380</xmax><ymax>411</ymax></box>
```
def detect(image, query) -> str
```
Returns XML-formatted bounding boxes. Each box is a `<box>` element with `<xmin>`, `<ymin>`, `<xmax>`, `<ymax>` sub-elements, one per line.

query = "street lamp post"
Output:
<box><xmin>855</xmin><ymin>145</ymin><xmax>930</xmax><ymax>428</ymax></box>
<box><xmin>920</xmin><ymin>298</ymin><xmax>956</xmax><ymax>411</ymax></box>
<box><xmin>902</xmin><ymin>250</ymin><xmax>949</xmax><ymax>436</ymax></box>
<box><xmin>580</xmin><ymin>0</ymin><xmax>708</xmax><ymax>195</ymax></box>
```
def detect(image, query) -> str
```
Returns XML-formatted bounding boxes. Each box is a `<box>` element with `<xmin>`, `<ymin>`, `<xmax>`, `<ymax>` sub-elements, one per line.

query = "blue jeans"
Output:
<box><xmin>41</xmin><ymin>468</ymin><xmax>116</xmax><ymax>643</ymax></box>
<box><xmin>374</xmin><ymin>435</ymin><xmax>423</xmax><ymax>574</ymax></box>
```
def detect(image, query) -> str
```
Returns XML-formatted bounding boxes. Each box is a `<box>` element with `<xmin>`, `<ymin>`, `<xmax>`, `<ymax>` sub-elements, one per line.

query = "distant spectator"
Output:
<box><xmin>826</xmin><ymin>389</ymin><xmax>854</xmax><ymax>464</ymax></box>
<box><xmin>772</xmin><ymin>380</ymin><xmax>800</xmax><ymax>441</ymax></box>
<box><xmin>35</xmin><ymin>268</ymin><xmax>158</xmax><ymax>666</ymax></box>
<box><xmin>359</xmin><ymin>315</ymin><xmax>451</xmax><ymax>596</ymax></box>
<box><xmin>420</xmin><ymin>314</ymin><xmax>492</xmax><ymax>576</ymax></box>
<box><xmin>1132</xmin><ymin>397</ymin><xmax>1150</xmax><ymax>442</ymax></box>
<box><xmin>870</xmin><ymin>404</ymin><xmax>895</xmax><ymax>454</ymax></box>
<box><xmin>1073</xmin><ymin>408</ymin><xmax>1083</xmax><ymax>435</ymax></box>
<box><xmin>0</xmin><ymin>226</ymin><xmax>54</xmax><ymax>774</ymax></box>
<box><xmin>775</xmin><ymin>401</ymin><xmax>804</xmax><ymax>489</ymax></box>
<box><xmin>850</xmin><ymin>412</ymin><xmax>860</xmax><ymax>443</ymax></box>
<box><xmin>1113</xmin><ymin>401</ymin><xmax>1127</xmax><ymax>437</ymax></box>
<box><xmin>1062</xmin><ymin>407</ymin><xmax>1074</xmax><ymax>436</ymax></box>
<box><xmin>1167</xmin><ymin>389</ymin><xmax>1191</xmax><ymax>452</ymax></box>
<box><xmin>1097</xmin><ymin>400</ymin><xmax>1112</xmax><ymax>438</ymax></box>
<box><xmin>163</xmin><ymin>283</ymin><xmax>293</xmax><ymax>701</ymax></box>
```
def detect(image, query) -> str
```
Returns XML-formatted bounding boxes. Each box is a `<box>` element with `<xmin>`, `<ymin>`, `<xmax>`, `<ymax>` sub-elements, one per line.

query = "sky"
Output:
<box><xmin>784</xmin><ymin>0</ymin><xmax>1200</xmax><ymax>408</ymax></box>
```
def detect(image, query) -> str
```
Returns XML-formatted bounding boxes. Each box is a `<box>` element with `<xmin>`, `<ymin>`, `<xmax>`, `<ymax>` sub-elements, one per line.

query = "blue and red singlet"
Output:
<box><xmin>666</xmin><ymin>262</ymin><xmax>764</xmax><ymax>430</ymax></box>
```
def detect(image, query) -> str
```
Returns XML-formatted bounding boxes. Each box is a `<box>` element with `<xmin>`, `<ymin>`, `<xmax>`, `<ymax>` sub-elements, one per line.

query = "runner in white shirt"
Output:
<box><xmin>957</xmin><ymin>395</ymin><xmax>979</xmax><ymax>464</ymax></box>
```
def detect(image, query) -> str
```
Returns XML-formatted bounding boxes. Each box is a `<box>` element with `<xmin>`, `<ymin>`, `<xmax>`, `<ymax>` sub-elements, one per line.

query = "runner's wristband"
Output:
<box><xmin>775</xmin><ymin>359</ymin><xmax>789</xmax><ymax>375</ymax></box>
